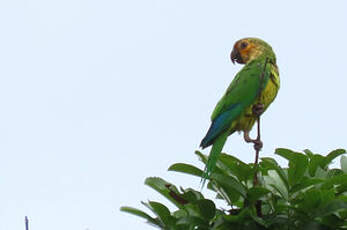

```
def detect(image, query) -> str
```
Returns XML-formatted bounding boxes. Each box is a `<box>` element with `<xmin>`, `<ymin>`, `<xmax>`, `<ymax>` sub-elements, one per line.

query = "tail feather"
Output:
<box><xmin>201</xmin><ymin>131</ymin><xmax>229</xmax><ymax>188</ymax></box>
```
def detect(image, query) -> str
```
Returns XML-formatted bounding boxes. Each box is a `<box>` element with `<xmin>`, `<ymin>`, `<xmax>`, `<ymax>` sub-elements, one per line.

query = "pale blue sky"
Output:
<box><xmin>0</xmin><ymin>0</ymin><xmax>347</xmax><ymax>229</ymax></box>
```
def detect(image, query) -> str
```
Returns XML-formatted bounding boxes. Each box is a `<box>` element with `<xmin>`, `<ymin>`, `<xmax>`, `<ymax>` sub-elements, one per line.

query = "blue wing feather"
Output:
<box><xmin>200</xmin><ymin>103</ymin><xmax>242</xmax><ymax>148</ymax></box>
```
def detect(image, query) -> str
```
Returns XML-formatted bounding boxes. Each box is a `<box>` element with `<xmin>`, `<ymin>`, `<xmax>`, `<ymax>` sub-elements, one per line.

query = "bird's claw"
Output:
<box><xmin>244</xmin><ymin>130</ymin><xmax>254</xmax><ymax>143</ymax></box>
<box><xmin>254</xmin><ymin>139</ymin><xmax>263</xmax><ymax>151</ymax></box>
<box><xmin>252</xmin><ymin>103</ymin><xmax>264</xmax><ymax>116</ymax></box>
<box><xmin>244</xmin><ymin>131</ymin><xmax>263</xmax><ymax>151</ymax></box>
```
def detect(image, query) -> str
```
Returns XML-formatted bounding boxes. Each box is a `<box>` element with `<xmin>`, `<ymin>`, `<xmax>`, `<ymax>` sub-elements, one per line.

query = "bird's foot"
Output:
<box><xmin>252</xmin><ymin>103</ymin><xmax>264</xmax><ymax>117</ymax></box>
<box><xmin>243</xmin><ymin>130</ymin><xmax>254</xmax><ymax>143</ymax></box>
<box><xmin>244</xmin><ymin>131</ymin><xmax>263</xmax><ymax>151</ymax></box>
<box><xmin>254</xmin><ymin>139</ymin><xmax>263</xmax><ymax>151</ymax></box>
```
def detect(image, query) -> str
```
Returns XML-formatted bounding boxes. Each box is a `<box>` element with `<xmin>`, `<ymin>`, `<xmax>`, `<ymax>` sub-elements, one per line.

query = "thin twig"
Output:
<box><xmin>252</xmin><ymin>58</ymin><xmax>268</xmax><ymax>186</ymax></box>
<box><xmin>25</xmin><ymin>216</ymin><xmax>29</xmax><ymax>230</ymax></box>
<box><xmin>254</xmin><ymin>116</ymin><xmax>262</xmax><ymax>217</ymax></box>
<box><xmin>252</xmin><ymin>58</ymin><xmax>269</xmax><ymax>217</ymax></box>
<box><xmin>253</xmin><ymin>116</ymin><xmax>261</xmax><ymax>186</ymax></box>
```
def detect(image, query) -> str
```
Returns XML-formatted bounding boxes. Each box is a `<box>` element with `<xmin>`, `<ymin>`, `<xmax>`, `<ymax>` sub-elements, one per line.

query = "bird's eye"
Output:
<box><xmin>240</xmin><ymin>42</ymin><xmax>248</xmax><ymax>49</ymax></box>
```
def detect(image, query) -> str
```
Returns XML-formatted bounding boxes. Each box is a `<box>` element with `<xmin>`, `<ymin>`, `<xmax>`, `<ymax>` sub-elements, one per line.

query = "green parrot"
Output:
<box><xmin>200</xmin><ymin>37</ymin><xmax>280</xmax><ymax>183</ymax></box>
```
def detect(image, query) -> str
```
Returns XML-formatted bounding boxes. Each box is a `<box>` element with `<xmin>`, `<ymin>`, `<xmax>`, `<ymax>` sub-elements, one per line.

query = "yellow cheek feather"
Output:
<box><xmin>239</xmin><ymin>43</ymin><xmax>256</xmax><ymax>62</ymax></box>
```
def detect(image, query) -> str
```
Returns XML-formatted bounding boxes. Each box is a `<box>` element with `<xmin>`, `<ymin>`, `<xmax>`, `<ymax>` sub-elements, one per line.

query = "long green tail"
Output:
<box><xmin>201</xmin><ymin>131</ymin><xmax>229</xmax><ymax>188</ymax></box>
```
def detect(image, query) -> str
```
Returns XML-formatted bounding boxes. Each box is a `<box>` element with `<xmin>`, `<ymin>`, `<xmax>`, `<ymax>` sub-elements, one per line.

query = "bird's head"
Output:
<box><xmin>230</xmin><ymin>38</ymin><xmax>275</xmax><ymax>64</ymax></box>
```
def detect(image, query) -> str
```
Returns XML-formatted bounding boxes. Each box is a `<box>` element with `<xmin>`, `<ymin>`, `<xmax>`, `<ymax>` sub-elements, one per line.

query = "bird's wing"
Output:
<box><xmin>201</xmin><ymin>59</ymin><xmax>270</xmax><ymax>148</ymax></box>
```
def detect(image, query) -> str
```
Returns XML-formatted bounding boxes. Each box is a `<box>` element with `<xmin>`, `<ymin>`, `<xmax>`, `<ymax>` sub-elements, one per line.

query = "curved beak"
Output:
<box><xmin>230</xmin><ymin>48</ymin><xmax>243</xmax><ymax>64</ymax></box>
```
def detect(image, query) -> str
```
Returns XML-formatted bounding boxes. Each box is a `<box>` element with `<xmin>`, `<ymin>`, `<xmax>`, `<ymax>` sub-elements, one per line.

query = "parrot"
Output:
<box><xmin>200</xmin><ymin>37</ymin><xmax>280</xmax><ymax>184</ymax></box>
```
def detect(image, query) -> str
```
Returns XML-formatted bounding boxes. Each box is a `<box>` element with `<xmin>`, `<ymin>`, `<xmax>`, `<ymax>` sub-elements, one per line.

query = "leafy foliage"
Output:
<box><xmin>121</xmin><ymin>148</ymin><xmax>347</xmax><ymax>229</ymax></box>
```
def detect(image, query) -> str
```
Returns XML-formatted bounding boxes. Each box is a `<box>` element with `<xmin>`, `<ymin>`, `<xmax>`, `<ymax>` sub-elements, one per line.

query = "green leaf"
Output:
<box><xmin>321</xmin><ymin>214</ymin><xmax>345</xmax><ymax>229</ymax></box>
<box><xmin>327</xmin><ymin>168</ymin><xmax>344</xmax><ymax>177</ymax></box>
<box><xmin>246</xmin><ymin>187</ymin><xmax>271</xmax><ymax>204</ymax></box>
<box><xmin>264</xmin><ymin>170</ymin><xmax>289</xmax><ymax>200</ymax></box>
<box><xmin>341</xmin><ymin>156</ymin><xmax>347</xmax><ymax>173</ymax></box>
<box><xmin>265</xmin><ymin>215</ymin><xmax>290</xmax><ymax>225</ymax></box>
<box><xmin>209</xmin><ymin>181</ymin><xmax>241</xmax><ymax>205</ymax></box>
<box><xmin>180</xmin><ymin>203</ymin><xmax>200</xmax><ymax>217</ymax></box>
<box><xmin>223</xmin><ymin>208</ymin><xmax>249</xmax><ymax>223</ymax></box>
<box><xmin>315</xmin><ymin>199</ymin><xmax>347</xmax><ymax>217</ymax></box>
<box><xmin>195</xmin><ymin>199</ymin><xmax>216</xmax><ymax>220</ymax></box>
<box><xmin>276</xmin><ymin>149</ymin><xmax>309</xmax><ymax>186</ymax></box>
<box><xmin>176</xmin><ymin>216</ymin><xmax>207</xmax><ymax>226</ymax></box>
<box><xmin>315</xmin><ymin>166</ymin><xmax>329</xmax><ymax>179</ymax></box>
<box><xmin>303</xmin><ymin>149</ymin><xmax>314</xmax><ymax>157</ymax></box>
<box><xmin>250</xmin><ymin>212</ymin><xmax>270</xmax><ymax>228</ymax></box>
<box><xmin>145</xmin><ymin>177</ymin><xmax>184</xmax><ymax>208</ymax></box>
<box><xmin>261</xmin><ymin>157</ymin><xmax>289</xmax><ymax>190</ymax></box>
<box><xmin>195</xmin><ymin>151</ymin><xmax>208</xmax><ymax>164</ymax></box>
<box><xmin>124</xmin><ymin>147</ymin><xmax>347</xmax><ymax>230</ymax></box>
<box><xmin>146</xmin><ymin>201</ymin><xmax>175</xmax><ymax>226</ymax></box>
<box><xmin>180</xmin><ymin>188</ymin><xmax>204</xmax><ymax>203</ymax></box>
<box><xmin>302</xmin><ymin>221</ymin><xmax>326</xmax><ymax>230</ymax></box>
<box><xmin>321</xmin><ymin>174</ymin><xmax>347</xmax><ymax>190</ymax></box>
<box><xmin>305</xmin><ymin>149</ymin><xmax>344</xmax><ymax>179</ymax></box>
<box><xmin>218</xmin><ymin>154</ymin><xmax>254</xmax><ymax>182</ymax></box>
<box><xmin>320</xmin><ymin>189</ymin><xmax>335</xmax><ymax>204</ymax></box>
<box><xmin>307</xmin><ymin>154</ymin><xmax>326</xmax><ymax>176</ymax></box>
<box><xmin>173</xmin><ymin>209</ymin><xmax>187</xmax><ymax>219</ymax></box>
<box><xmin>210</xmin><ymin>173</ymin><xmax>247</xmax><ymax>198</ymax></box>
<box><xmin>324</xmin><ymin>149</ymin><xmax>346</xmax><ymax>168</ymax></box>
<box><xmin>120</xmin><ymin>206</ymin><xmax>161</xmax><ymax>226</ymax></box>
<box><xmin>290</xmin><ymin>177</ymin><xmax>323</xmax><ymax>194</ymax></box>
<box><xmin>168</xmin><ymin>163</ymin><xmax>204</xmax><ymax>178</ymax></box>
<box><xmin>289</xmin><ymin>154</ymin><xmax>309</xmax><ymax>186</ymax></box>
<box><xmin>275</xmin><ymin>148</ymin><xmax>297</xmax><ymax>161</ymax></box>
<box><xmin>299</xmin><ymin>189</ymin><xmax>322</xmax><ymax>212</ymax></box>
<box><xmin>336</xmin><ymin>182</ymin><xmax>347</xmax><ymax>195</ymax></box>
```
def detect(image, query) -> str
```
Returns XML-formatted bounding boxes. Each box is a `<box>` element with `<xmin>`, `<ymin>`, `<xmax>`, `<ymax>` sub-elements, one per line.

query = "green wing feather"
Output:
<box><xmin>212</xmin><ymin>60</ymin><xmax>271</xmax><ymax>119</ymax></box>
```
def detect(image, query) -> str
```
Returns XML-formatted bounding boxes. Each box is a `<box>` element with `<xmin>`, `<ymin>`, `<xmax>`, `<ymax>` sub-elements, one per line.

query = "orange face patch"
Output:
<box><xmin>236</xmin><ymin>40</ymin><xmax>255</xmax><ymax>61</ymax></box>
